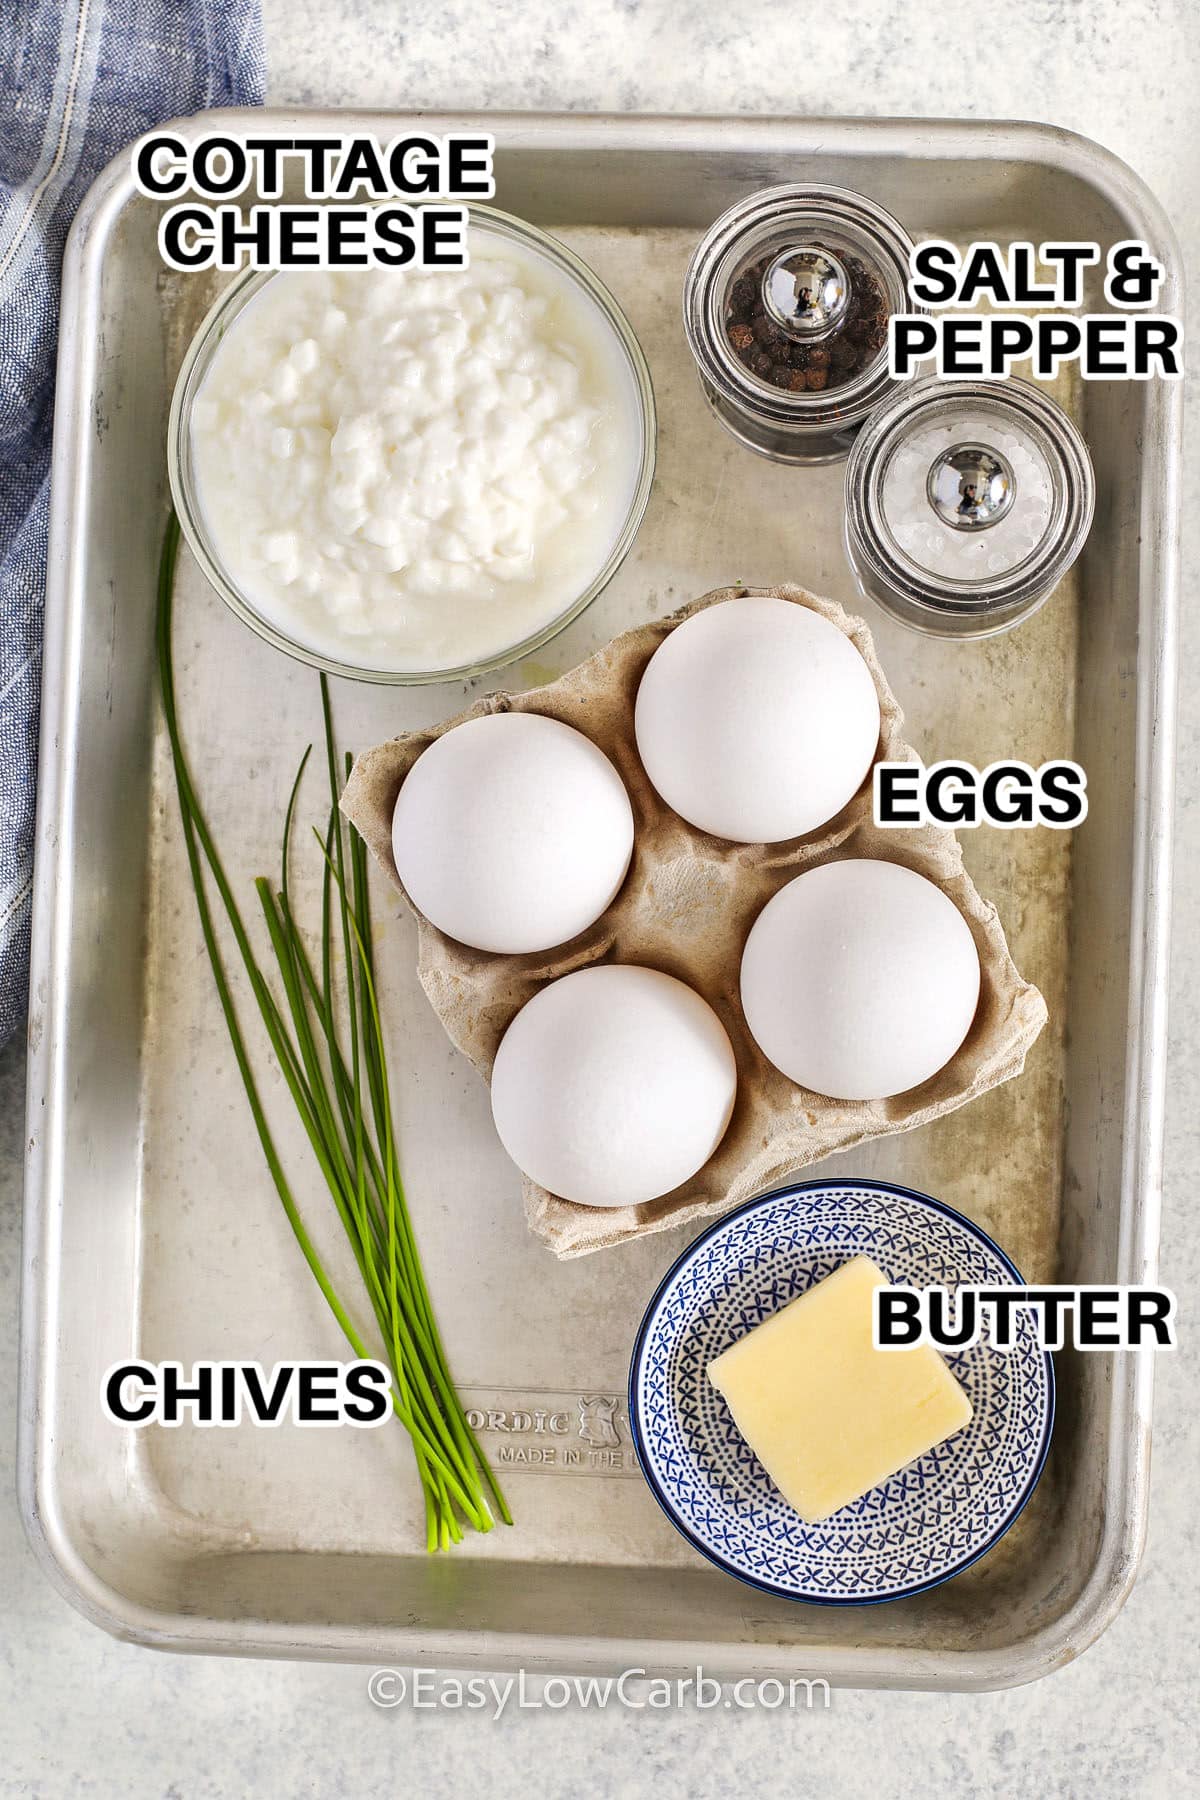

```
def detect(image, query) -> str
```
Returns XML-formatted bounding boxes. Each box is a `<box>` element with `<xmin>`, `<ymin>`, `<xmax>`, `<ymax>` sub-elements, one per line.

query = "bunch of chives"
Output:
<box><xmin>156</xmin><ymin>513</ymin><xmax>510</xmax><ymax>1550</ymax></box>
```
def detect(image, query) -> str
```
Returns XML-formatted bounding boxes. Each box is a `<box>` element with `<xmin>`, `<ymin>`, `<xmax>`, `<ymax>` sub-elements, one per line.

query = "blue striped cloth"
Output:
<box><xmin>0</xmin><ymin>0</ymin><xmax>264</xmax><ymax>1047</ymax></box>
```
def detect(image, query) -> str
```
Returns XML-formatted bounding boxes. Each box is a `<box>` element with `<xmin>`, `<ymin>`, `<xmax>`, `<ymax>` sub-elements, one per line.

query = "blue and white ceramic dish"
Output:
<box><xmin>628</xmin><ymin>1180</ymin><xmax>1055</xmax><ymax>1606</ymax></box>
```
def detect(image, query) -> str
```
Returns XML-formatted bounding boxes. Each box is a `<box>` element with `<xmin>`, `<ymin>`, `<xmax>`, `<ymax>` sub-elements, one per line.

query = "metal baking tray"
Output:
<box><xmin>19</xmin><ymin>111</ymin><xmax>1180</xmax><ymax>1690</ymax></box>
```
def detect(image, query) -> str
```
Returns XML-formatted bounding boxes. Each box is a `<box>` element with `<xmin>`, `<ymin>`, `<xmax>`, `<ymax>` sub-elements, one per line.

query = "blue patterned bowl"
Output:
<box><xmin>628</xmin><ymin>1180</ymin><xmax>1054</xmax><ymax>1606</ymax></box>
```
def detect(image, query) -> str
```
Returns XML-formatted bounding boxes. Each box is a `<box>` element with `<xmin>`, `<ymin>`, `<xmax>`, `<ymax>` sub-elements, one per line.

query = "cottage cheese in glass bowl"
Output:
<box><xmin>169</xmin><ymin>207</ymin><xmax>655</xmax><ymax>681</ymax></box>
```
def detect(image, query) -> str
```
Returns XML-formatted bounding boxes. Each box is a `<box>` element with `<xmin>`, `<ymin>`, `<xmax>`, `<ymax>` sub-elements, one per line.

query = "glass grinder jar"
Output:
<box><xmin>843</xmin><ymin>377</ymin><xmax>1094</xmax><ymax>638</ymax></box>
<box><xmin>683</xmin><ymin>184</ymin><xmax>919</xmax><ymax>464</ymax></box>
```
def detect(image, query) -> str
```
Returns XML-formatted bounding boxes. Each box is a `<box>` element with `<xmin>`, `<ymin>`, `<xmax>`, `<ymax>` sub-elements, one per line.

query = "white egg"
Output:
<box><xmin>633</xmin><ymin>596</ymin><xmax>881</xmax><ymax>843</ymax></box>
<box><xmin>490</xmin><ymin>965</ymin><xmax>738</xmax><ymax>1207</ymax></box>
<box><xmin>392</xmin><ymin>712</ymin><xmax>634</xmax><ymax>954</ymax></box>
<box><xmin>740</xmin><ymin>859</ymin><xmax>981</xmax><ymax>1100</ymax></box>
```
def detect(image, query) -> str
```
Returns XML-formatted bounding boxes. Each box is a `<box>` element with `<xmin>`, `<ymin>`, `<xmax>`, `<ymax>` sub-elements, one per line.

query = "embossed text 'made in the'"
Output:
<box><xmin>460</xmin><ymin>1388</ymin><xmax>639</xmax><ymax>1478</ymax></box>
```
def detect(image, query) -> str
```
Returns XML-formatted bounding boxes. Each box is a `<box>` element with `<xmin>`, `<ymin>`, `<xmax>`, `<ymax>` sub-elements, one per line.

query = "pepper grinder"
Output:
<box><xmin>683</xmin><ymin>184</ymin><xmax>919</xmax><ymax>464</ymax></box>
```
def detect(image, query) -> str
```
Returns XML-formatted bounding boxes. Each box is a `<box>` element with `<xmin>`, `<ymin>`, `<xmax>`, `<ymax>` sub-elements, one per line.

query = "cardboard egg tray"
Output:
<box><xmin>343</xmin><ymin>582</ymin><xmax>1046</xmax><ymax>1257</ymax></box>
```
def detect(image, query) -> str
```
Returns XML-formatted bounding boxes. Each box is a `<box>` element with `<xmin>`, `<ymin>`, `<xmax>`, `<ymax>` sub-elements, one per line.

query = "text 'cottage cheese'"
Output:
<box><xmin>189</xmin><ymin>231</ymin><xmax>646</xmax><ymax>673</ymax></box>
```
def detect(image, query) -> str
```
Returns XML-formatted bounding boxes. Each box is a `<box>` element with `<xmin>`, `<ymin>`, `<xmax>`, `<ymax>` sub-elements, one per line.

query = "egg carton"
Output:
<box><xmin>342</xmin><ymin>582</ymin><xmax>1047</xmax><ymax>1257</ymax></box>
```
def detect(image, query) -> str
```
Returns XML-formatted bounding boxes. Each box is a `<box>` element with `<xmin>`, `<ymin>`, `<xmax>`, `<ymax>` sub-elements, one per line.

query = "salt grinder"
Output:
<box><xmin>844</xmin><ymin>378</ymin><xmax>1094</xmax><ymax>637</ymax></box>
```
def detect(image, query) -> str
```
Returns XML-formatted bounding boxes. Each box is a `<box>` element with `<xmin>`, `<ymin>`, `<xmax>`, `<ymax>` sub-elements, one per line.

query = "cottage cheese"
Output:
<box><xmin>188</xmin><ymin>235</ymin><xmax>645</xmax><ymax>673</ymax></box>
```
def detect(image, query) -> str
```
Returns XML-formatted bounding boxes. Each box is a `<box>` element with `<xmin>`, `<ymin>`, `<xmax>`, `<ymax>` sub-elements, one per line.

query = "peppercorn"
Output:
<box><xmin>722</xmin><ymin>249</ymin><xmax>889</xmax><ymax>395</ymax></box>
<box><xmin>730</xmin><ymin>273</ymin><xmax>757</xmax><ymax>312</ymax></box>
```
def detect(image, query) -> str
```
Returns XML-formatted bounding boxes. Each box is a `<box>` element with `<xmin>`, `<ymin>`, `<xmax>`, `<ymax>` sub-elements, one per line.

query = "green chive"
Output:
<box><xmin>156</xmin><ymin>512</ymin><xmax>509</xmax><ymax>1546</ymax></box>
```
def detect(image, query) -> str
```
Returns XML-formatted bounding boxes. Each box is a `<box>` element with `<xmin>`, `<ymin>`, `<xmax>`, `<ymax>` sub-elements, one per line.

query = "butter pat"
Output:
<box><xmin>707</xmin><ymin>1255</ymin><xmax>973</xmax><ymax>1523</ymax></box>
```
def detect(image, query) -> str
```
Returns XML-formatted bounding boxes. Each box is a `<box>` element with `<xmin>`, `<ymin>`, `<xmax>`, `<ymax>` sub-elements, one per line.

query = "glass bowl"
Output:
<box><xmin>167</xmin><ymin>205</ymin><xmax>657</xmax><ymax>685</ymax></box>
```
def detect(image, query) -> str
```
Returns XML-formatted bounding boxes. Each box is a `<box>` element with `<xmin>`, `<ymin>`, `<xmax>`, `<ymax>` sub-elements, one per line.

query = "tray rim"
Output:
<box><xmin>18</xmin><ymin>106</ymin><xmax>1182</xmax><ymax>1692</ymax></box>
